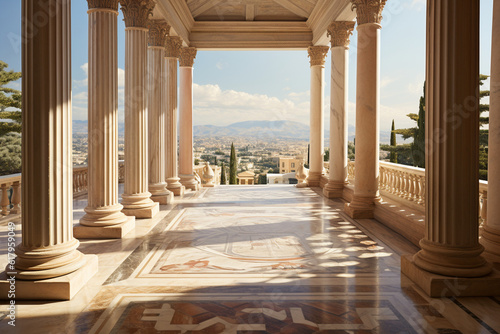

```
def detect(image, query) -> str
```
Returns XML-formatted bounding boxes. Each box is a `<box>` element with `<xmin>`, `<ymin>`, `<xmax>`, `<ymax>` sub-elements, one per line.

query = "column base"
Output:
<box><xmin>122</xmin><ymin>202</ymin><xmax>159</xmax><ymax>219</ymax></box>
<box><xmin>306</xmin><ymin>171</ymin><xmax>322</xmax><ymax>187</ymax></box>
<box><xmin>344</xmin><ymin>195</ymin><xmax>377</xmax><ymax>219</ymax></box>
<box><xmin>180</xmin><ymin>174</ymin><xmax>200</xmax><ymax>191</ymax></box>
<box><xmin>203</xmin><ymin>183</ymin><xmax>215</xmax><ymax>188</ymax></box>
<box><xmin>323</xmin><ymin>182</ymin><xmax>346</xmax><ymax>198</ymax></box>
<box><xmin>74</xmin><ymin>216</ymin><xmax>135</xmax><ymax>239</ymax></box>
<box><xmin>151</xmin><ymin>191</ymin><xmax>174</xmax><ymax>205</ymax></box>
<box><xmin>296</xmin><ymin>182</ymin><xmax>309</xmax><ymax>188</ymax></box>
<box><xmin>168</xmin><ymin>185</ymin><xmax>185</xmax><ymax>196</ymax></box>
<box><xmin>0</xmin><ymin>254</ymin><xmax>98</xmax><ymax>300</ymax></box>
<box><xmin>481</xmin><ymin>225</ymin><xmax>500</xmax><ymax>257</ymax></box>
<box><xmin>401</xmin><ymin>254</ymin><xmax>500</xmax><ymax>297</ymax></box>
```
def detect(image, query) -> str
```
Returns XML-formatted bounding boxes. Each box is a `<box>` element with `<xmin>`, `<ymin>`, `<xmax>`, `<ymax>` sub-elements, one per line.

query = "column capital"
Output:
<box><xmin>307</xmin><ymin>46</ymin><xmax>329</xmax><ymax>67</ymax></box>
<box><xmin>179</xmin><ymin>47</ymin><xmax>197</xmax><ymax>67</ymax></box>
<box><xmin>147</xmin><ymin>19</ymin><xmax>170</xmax><ymax>47</ymax></box>
<box><xmin>351</xmin><ymin>0</ymin><xmax>387</xmax><ymax>26</ymax></box>
<box><xmin>119</xmin><ymin>0</ymin><xmax>155</xmax><ymax>28</ymax></box>
<box><xmin>165</xmin><ymin>36</ymin><xmax>182</xmax><ymax>58</ymax></box>
<box><xmin>327</xmin><ymin>21</ymin><xmax>356</xmax><ymax>48</ymax></box>
<box><xmin>88</xmin><ymin>0</ymin><xmax>119</xmax><ymax>10</ymax></box>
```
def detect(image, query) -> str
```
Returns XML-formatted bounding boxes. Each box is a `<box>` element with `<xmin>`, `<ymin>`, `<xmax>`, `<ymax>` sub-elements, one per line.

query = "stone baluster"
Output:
<box><xmin>10</xmin><ymin>181</ymin><xmax>21</xmax><ymax>214</ymax></box>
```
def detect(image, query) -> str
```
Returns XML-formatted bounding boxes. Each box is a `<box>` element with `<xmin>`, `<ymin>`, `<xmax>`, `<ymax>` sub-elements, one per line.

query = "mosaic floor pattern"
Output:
<box><xmin>1</xmin><ymin>185</ymin><xmax>500</xmax><ymax>333</ymax></box>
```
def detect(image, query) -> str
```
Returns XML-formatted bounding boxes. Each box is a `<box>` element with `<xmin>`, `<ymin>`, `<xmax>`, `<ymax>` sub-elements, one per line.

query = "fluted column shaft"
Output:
<box><xmin>344</xmin><ymin>1</ymin><xmax>385</xmax><ymax>219</ymax></box>
<box><xmin>164</xmin><ymin>36</ymin><xmax>184</xmax><ymax>195</ymax></box>
<box><xmin>307</xmin><ymin>46</ymin><xmax>329</xmax><ymax>187</ymax></box>
<box><xmin>412</xmin><ymin>0</ymin><xmax>491</xmax><ymax>277</ymax></box>
<box><xmin>324</xmin><ymin>22</ymin><xmax>355</xmax><ymax>198</ymax></box>
<box><xmin>15</xmin><ymin>0</ymin><xmax>85</xmax><ymax>280</ymax></box>
<box><xmin>119</xmin><ymin>0</ymin><xmax>158</xmax><ymax>218</ymax></box>
<box><xmin>80</xmin><ymin>3</ymin><xmax>130</xmax><ymax>230</ymax></box>
<box><xmin>148</xmin><ymin>45</ymin><xmax>171</xmax><ymax>202</ymax></box>
<box><xmin>147</xmin><ymin>20</ymin><xmax>172</xmax><ymax>204</ymax></box>
<box><xmin>179</xmin><ymin>47</ymin><xmax>198</xmax><ymax>190</ymax></box>
<box><xmin>482</xmin><ymin>0</ymin><xmax>500</xmax><ymax>257</ymax></box>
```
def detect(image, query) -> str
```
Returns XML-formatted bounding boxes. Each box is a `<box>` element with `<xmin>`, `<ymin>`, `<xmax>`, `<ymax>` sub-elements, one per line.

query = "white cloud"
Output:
<box><xmin>409</xmin><ymin>0</ymin><xmax>425</xmax><ymax>11</ymax></box>
<box><xmin>118</xmin><ymin>68</ymin><xmax>125</xmax><ymax>87</ymax></box>
<box><xmin>380</xmin><ymin>76</ymin><xmax>397</xmax><ymax>88</ymax></box>
<box><xmin>193</xmin><ymin>83</ymin><xmax>311</xmax><ymax>126</ymax></box>
<box><xmin>215</xmin><ymin>62</ymin><xmax>225</xmax><ymax>70</ymax></box>
<box><xmin>72</xmin><ymin>63</ymin><xmax>125</xmax><ymax>121</ymax></box>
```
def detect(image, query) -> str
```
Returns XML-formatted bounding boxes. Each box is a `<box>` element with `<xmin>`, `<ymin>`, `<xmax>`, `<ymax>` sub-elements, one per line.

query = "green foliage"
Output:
<box><xmin>229</xmin><ymin>142</ymin><xmax>237</xmax><ymax>185</ymax></box>
<box><xmin>390</xmin><ymin>120</ymin><xmax>398</xmax><ymax>163</ymax></box>
<box><xmin>258</xmin><ymin>174</ymin><xmax>267</xmax><ymax>184</ymax></box>
<box><xmin>194</xmin><ymin>158</ymin><xmax>199</xmax><ymax>166</ymax></box>
<box><xmin>412</xmin><ymin>82</ymin><xmax>426</xmax><ymax>168</ymax></box>
<box><xmin>0</xmin><ymin>132</ymin><xmax>21</xmax><ymax>176</ymax></box>
<box><xmin>384</xmin><ymin>83</ymin><xmax>426</xmax><ymax>167</ymax></box>
<box><xmin>220</xmin><ymin>162</ymin><xmax>227</xmax><ymax>185</ymax></box>
<box><xmin>479</xmin><ymin>147</ymin><xmax>488</xmax><ymax>181</ymax></box>
<box><xmin>479</xmin><ymin>74</ymin><xmax>490</xmax><ymax>126</ymax></box>
<box><xmin>324</xmin><ymin>148</ymin><xmax>329</xmax><ymax>162</ymax></box>
<box><xmin>0</xmin><ymin>61</ymin><xmax>22</xmax><ymax>136</ymax></box>
<box><xmin>348</xmin><ymin>141</ymin><xmax>355</xmax><ymax>160</ymax></box>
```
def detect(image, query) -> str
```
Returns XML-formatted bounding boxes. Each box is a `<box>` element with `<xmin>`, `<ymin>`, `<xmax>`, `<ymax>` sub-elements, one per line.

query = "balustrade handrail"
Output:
<box><xmin>346</xmin><ymin>160</ymin><xmax>488</xmax><ymax>222</ymax></box>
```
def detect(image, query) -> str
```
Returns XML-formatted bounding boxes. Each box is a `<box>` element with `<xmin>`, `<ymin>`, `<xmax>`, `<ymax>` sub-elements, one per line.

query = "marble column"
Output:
<box><xmin>147</xmin><ymin>20</ymin><xmax>173</xmax><ymax>205</ymax></box>
<box><xmin>119</xmin><ymin>0</ymin><xmax>159</xmax><ymax>218</ymax></box>
<box><xmin>344</xmin><ymin>0</ymin><xmax>385</xmax><ymax>219</ymax></box>
<box><xmin>323</xmin><ymin>21</ymin><xmax>355</xmax><ymax>198</ymax></box>
<box><xmin>75</xmin><ymin>0</ymin><xmax>135</xmax><ymax>239</ymax></box>
<box><xmin>0</xmin><ymin>0</ymin><xmax>97</xmax><ymax>300</ymax></box>
<box><xmin>481</xmin><ymin>0</ymin><xmax>500</xmax><ymax>257</ymax></box>
<box><xmin>164</xmin><ymin>36</ymin><xmax>185</xmax><ymax>196</ymax></box>
<box><xmin>306</xmin><ymin>46</ymin><xmax>329</xmax><ymax>187</ymax></box>
<box><xmin>402</xmin><ymin>0</ymin><xmax>498</xmax><ymax>297</ymax></box>
<box><xmin>178</xmin><ymin>47</ymin><xmax>199</xmax><ymax>191</ymax></box>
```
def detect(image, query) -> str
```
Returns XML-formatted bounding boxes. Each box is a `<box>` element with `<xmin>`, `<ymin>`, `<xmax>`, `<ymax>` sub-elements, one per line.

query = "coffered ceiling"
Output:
<box><xmin>153</xmin><ymin>0</ymin><xmax>355</xmax><ymax>49</ymax></box>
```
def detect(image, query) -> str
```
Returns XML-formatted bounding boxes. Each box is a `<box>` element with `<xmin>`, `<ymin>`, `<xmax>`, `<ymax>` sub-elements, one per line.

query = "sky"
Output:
<box><xmin>0</xmin><ymin>0</ymin><xmax>494</xmax><ymax>137</ymax></box>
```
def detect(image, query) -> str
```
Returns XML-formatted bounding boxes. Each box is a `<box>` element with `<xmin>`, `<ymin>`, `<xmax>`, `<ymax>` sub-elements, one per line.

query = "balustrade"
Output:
<box><xmin>0</xmin><ymin>161</ymin><xmax>127</xmax><ymax>219</ymax></box>
<box><xmin>345</xmin><ymin>161</ymin><xmax>487</xmax><ymax>223</ymax></box>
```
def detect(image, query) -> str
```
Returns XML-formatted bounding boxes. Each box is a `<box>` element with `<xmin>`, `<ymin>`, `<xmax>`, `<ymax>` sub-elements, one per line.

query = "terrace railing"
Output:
<box><xmin>0</xmin><ymin>161</ymin><xmax>126</xmax><ymax>219</ymax></box>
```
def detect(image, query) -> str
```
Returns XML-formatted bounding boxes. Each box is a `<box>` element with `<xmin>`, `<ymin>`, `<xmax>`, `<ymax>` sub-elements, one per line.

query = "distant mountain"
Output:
<box><xmin>194</xmin><ymin>120</ymin><xmax>310</xmax><ymax>139</ymax></box>
<box><xmin>72</xmin><ymin>119</ymin><xmax>391</xmax><ymax>144</ymax></box>
<box><xmin>194</xmin><ymin>120</ymin><xmax>391</xmax><ymax>143</ymax></box>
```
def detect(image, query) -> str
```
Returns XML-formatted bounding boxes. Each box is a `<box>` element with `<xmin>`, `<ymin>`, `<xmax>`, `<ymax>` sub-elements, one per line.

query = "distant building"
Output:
<box><xmin>267</xmin><ymin>172</ymin><xmax>297</xmax><ymax>184</ymax></box>
<box><xmin>237</xmin><ymin>171</ymin><xmax>255</xmax><ymax>185</ymax></box>
<box><xmin>279</xmin><ymin>157</ymin><xmax>302</xmax><ymax>174</ymax></box>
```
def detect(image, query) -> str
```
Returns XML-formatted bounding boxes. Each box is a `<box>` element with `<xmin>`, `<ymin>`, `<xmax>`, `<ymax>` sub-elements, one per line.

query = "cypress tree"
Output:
<box><xmin>229</xmin><ymin>143</ymin><xmax>237</xmax><ymax>185</ymax></box>
<box><xmin>412</xmin><ymin>82</ymin><xmax>426</xmax><ymax>168</ymax></box>
<box><xmin>220</xmin><ymin>162</ymin><xmax>226</xmax><ymax>185</ymax></box>
<box><xmin>390</xmin><ymin>120</ymin><xmax>398</xmax><ymax>163</ymax></box>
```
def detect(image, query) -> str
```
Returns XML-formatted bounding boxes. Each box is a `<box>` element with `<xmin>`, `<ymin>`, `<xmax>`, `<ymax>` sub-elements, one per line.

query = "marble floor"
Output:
<box><xmin>1</xmin><ymin>185</ymin><xmax>500</xmax><ymax>333</ymax></box>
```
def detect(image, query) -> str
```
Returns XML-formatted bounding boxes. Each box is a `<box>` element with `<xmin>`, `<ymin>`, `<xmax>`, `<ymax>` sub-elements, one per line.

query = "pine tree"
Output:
<box><xmin>229</xmin><ymin>143</ymin><xmax>237</xmax><ymax>185</ymax></box>
<box><xmin>0</xmin><ymin>61</ymin><xmax>22</xmax><ymax>136</ymax></box>
<box><xmin>390</xmin><ymin>120</ymin><xmax>398</xmax><ymax>163</ymax></box>
<box><xmin>220</xmin><ymin>162</ymin><xmax>227</xmax><ymax>185</ymax></box>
